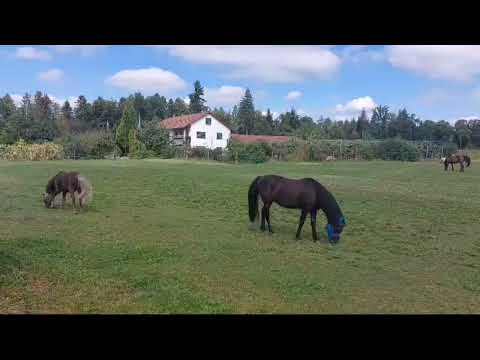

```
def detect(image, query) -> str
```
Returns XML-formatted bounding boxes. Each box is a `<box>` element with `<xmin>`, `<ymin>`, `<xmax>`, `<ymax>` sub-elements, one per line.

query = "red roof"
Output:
<box><xmin>159</xmin><ymin>112</ymin><xmax>210</xmax><ymax>129</ymax></box>
<box><xmin>231</xmin><ymin>134</ymin><xmax>290</xmax><ymax>144</ymax></box>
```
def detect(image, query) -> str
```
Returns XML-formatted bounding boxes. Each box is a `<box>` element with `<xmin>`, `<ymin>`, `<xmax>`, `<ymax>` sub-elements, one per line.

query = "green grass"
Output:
<box><xmin>1</xmin><ymin>158</ymin><xmax>479</xmax><ymax>313</ymax></box>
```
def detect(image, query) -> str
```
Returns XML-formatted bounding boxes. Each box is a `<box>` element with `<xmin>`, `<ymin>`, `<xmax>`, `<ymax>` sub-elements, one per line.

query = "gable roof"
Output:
<box><xmin>159</xmin><ymin>112</ymin><xmax>231</xmax><ymax>130</ymax></box>
<box><xmin>231</xmin><ymin>134</ymin><xmax>290</xmax><ymax>144</ymax></box>
<box><xmin>159</xmin><ymin>113</ymin><xmax>209</xmax><ymax>129</ymax></box>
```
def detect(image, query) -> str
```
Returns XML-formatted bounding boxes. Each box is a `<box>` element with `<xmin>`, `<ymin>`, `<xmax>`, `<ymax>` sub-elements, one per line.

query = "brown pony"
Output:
<box><xmin>43</xmin><ymin>171</ymin><xmax>84</xmax><ymax>210</ymax></box>
<box><xmin>444</xmin><ymin>154</ymin><xmax>471</xmax><ymax>172</ymax></box>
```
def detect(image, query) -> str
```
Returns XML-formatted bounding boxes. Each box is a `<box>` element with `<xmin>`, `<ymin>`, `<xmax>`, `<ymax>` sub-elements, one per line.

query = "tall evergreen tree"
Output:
<box><xmin>265</xmin><ymin>109</ymin><xmax>274</xmax><ymax>129</ymax></box>
<box><xmin>173</xmin><ymin>98</ymin><xmax>189</xmax><ymax>116</ymax></box>
<box><xmin>56</xmin><ymin>100</ymin><xmax>74</xmax><ymax>135</ymax></box>
<box><xmin>237</xmin><ymin>89</ymin><xmax>255</xmax><ymax>135</ymax></box>
<box><xmin>0</xmin><ymin>94</ymin><xmax>16</xmax><ymax>120</ymax></box>
<box><xmin>21</xmin><ymin>93</ymin><xmax>33</xmax><ymax>122</ymax></box>
<box><xmin>116</xmin><ymin>101</ymin><xmax>137</xmax><ymax>156</ymax></box>
<box><xmin>188</xmin><ymin>80</ymin><xmax>207</xmax><ymax>113</ymax></box>
<box><xmin>356</xmin><ymin>109</ymin><xmax>369</xmax><ymax>139</ymax></box>
<box><xmin>61</xmin><ymin>101</ymin><xmax>74</xmax><ymax>122</ymax></box>
<box><xmin>74</xmin><ymin>96</ymin><xmax>92</xmax><ymax>131</ymax></box>
<box><xmin>370</xmin><ymin>105</ymin><xmax>390</xmax><ymax>139</ymax></box>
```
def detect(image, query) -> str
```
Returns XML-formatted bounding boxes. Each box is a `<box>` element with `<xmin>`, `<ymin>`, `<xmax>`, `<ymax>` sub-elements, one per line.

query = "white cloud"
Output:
<box><xmin>47</xmin><ymin>96</ymin><xmax>79</xmax><ymax>107</ymax></box>
<box><xmin>204</xmin><ymin>85</ymin><xmax>245</xmax><ymax>108</ymax></box>
<box><xmin>285</xmin><ymin>90</ymin><xmax>302</xmax><ymax>101</ymax></box>
<box><xmin>10</xmin><ymin>94</ymin><xmax>24</xmax><ymax>106</ymax></box>
<box><xmin>15</xmin><ymin>47</ymin><xmax>51</xmax><ymax>61</ymax></box>
<box><xmin>153</xmin><ymin>45</ymin><xmax>341</xmax><ymax>83</ymax></box>
<box><xmin>341</xmin><ymin>45</ymin><xmax>385</xmax><ymax>63</ymax></box>
<box><xmin>37</xmin><ymin>68</ymin><xmax>64</xmax><ymax>82</ymax></box>
<box><xmin>261</xmin><ymin>110</ymin><xmax>279</xmax><ymax>119</ymax></box>
<box><xmin>457</xmin><ymin>116</ymin><xmax>480</xmax><ymax>121</ymax></box>
<box><xmin>386</xmin><ymin>45</ymin><xmax>480</xmax><ymax>82</ymax></box>
<box><xmin>9</xmin><ymin>93</ymin><xmax>77</xmax><ymax>108</ymax></box>
<box><xmin>105</xmin><ymin>67</ymin><xmax>187</xmax><ymax>95</ymax></box>
<box><xmin>334</xmin><ymin>96</ymin><xmax>377</xmax><ymax>120</ymax></box>
<box><xmin>53</xmin><ymin>45</ymin><xmax>107</xmax><ymax>56</ymax></box>
<box><xmin>183</xmin><ymin>97</ymin><xmax>190</xmax><ymax>105</ymax></box>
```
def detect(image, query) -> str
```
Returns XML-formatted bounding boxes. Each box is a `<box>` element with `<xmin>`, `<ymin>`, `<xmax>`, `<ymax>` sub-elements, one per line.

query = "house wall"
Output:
<box><xmin>188</xmin><ymin>115</ymin><xmax>231</xmax><ymax>149</ymax></box>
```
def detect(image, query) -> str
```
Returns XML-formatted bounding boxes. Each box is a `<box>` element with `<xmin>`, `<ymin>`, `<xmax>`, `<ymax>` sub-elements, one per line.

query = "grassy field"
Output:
<box><xmin>1</xmin><ymin>158</ymin><xmax>479</xmax><ymax>313</ymax></box>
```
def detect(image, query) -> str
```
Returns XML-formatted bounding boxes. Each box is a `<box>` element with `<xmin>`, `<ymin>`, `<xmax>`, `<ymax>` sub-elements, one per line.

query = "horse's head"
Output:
<box><xmin>43</xmin><ymin>192</ymin><xmax>54</xmax><ymax>208</ymax></box>
<box><xmin>326</xmin><ymin>217</ymin><xmax>346</xmax><ymax>244</ymax></box>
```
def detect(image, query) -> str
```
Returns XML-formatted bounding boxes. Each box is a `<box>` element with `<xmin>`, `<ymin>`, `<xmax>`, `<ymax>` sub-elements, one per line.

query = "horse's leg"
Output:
<box><xmin>460</xmin><ymin>161</ymin><xmax>464</xmax><ymax>172</ymax></box>
<box><xmin>451</xmin><ymin>163</ymin><xmax>454</xmax><ymax>171</ymax></box>
<box><xmin>310</xmin><ymin>210</ymin><xmax>318</xmax><ymax>242</ymax></box>
<box><xmin>260</xmin><ymin>205</ymin><xmax>267</xmax><ymax>232</ymax></box>
<box><xmin>70</xmin><ymin>190</ymin><xmax>77</xmax><ymax>212</ymax></box>
<box><xmin>265</xmin><ymin>202</ymin><xmax>273</xmax><ymax>233</ymax></box>
<box><xmin>295</xmin><ymin>210</ymin><xmax>307</xmax><ymax>240</ymax></box>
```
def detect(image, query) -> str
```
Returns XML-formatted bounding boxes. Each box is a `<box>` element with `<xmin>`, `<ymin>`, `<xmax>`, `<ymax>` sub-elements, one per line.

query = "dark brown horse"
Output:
<box><xmin>248</xmin><ymin>175</ymin><xmax>346</xmax><ymax>244</ymax></box>
<box><xmin>444</xmin><ymin>154</ymin><xmax>471</xmax><ymax>172</ymax></box>
<box><xmin>43</xmin><ymin>171</ymin><xmax>84</xmax><ymax>210</ymax></box>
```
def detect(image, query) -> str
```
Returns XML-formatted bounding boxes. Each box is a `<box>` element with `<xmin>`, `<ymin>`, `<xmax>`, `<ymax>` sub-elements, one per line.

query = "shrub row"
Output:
<box><xmin>56</xmin><ymin>131</ymin><xmax>117</xmax><ymax>159</ymax></box>
<box><xmin>0</xmin><ymin>139</ymin><xmax>64</xmax><ymax>161</ymax></box>
<box><xmin>221</xmin><ymin>138</ymin><xmax>423</xmax><ymax>163</ymax></box>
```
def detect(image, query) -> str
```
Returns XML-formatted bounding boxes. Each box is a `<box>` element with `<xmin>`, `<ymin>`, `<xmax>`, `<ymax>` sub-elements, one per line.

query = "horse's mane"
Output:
<box><xmin>45</xmin><ymin>172</ymin><xmax>64</xmax><ymax>193</ymax></box>
<box><xmin>306</xmin><ymin>178</ymin><xmax>343</xmax><ymax>224</ymax></box>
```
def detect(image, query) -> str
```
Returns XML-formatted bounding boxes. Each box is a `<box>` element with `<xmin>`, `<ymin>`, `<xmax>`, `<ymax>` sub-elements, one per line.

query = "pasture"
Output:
<box><xmin>1</xmin><ymin>158</ymin><xmax>479</xmax><ymax>313</ymax></box>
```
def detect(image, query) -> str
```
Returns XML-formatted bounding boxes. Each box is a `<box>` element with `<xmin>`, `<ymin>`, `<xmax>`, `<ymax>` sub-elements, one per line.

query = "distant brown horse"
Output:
<box><xmin>43</xmin><ymin>171</ymin><xmax>85</xmax><ymax>210</ymax></box>
<box><xmin>444</xmin><ymin>154</ymin><xmax>471</xmax><ymax>172</ymax></box>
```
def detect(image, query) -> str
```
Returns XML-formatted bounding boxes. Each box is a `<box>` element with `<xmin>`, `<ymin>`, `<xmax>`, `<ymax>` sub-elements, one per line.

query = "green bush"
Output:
<box><xmin>377</xmin><ymin>139</ymin><xmax>419</xmax><ymax>161</ymax></box>
<box><xmin>226</xmin><ymin>141</ymin><xmax>269</xmax><ymax>163</ymax></box>
<box><xmin>356</xmin><ymin>142</ymin><xmax>378</xmax><ymax>160</ymax></box>
<box><xmin>0</xmin><ymin>129</ymin><xmax>8</xmax><ymax>144</ymax></box>
<box><xmin>0</xmin><ymin>143</ymin><xmax>8</xmax><ymax>158</ymax></box>
<box><xmin>443</xmin><ymin>142</ymin><xmax>458</xmax><ymax>157</ymax></box>
<box><xmin>211</xmin><ymin>147</ymin><xmax>225</xmax><ymax>161</ymax></box>
<box><xmin>128</xmin><ymin>129</ymin><xmax>148</xmax><ymax>158</ymax></box>
<box><xmin>189</xmin><ymin>146</ymin><xmax>210</xmax><ymax>159</ymax></box>
<box><xmin>139</xmin><ymin>123</ymin><xmax>174</xmax><ymax>158</ymax></box>
<box><xmin>56</xmin><ymin>131</ymin><xmax>115</xmax><ymax>159</ymax></box>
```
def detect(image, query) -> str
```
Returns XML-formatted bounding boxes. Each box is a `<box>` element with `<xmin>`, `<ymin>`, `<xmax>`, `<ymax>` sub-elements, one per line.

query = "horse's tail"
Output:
<box><xmin>465</xmin><ymin>155</ymin><xmax>471</xmax><ymax>167</ymax></box>
<box><xmin>444</xmin><ymin>157</ymin><xmax>448</xmax><ymax>166</ymax></box>
<box><xmin>248</xmin><ymin>176</ymin><xmax>261</xmax><ymax>223</ymax></box>
<box><xmin>77</xmin><ymin>175</ymin><xmax>94</xmax><ymax>205</ymax></box>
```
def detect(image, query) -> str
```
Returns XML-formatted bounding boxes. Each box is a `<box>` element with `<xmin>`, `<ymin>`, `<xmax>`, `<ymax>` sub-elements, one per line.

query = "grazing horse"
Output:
<box><xmin>444</xmin><ymin>154</ymin><xmax>471</xmax><ymax>172</ymax></box>
<box><xmin>248</xmin><ymin>175</ymin><xmax>346</xmax><ymax>244</ymax></box>
<box><xmin>43</xmin><ymin>171</ymin><xmax>85</xmax><ymax>210</ymax></box>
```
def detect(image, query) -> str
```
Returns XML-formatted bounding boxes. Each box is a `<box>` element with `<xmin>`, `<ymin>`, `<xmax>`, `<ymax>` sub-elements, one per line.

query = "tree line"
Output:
<box><xmin>1</xmin><ymin>80</ymin><xmax>479</xmax><ymax>149</ymax></box>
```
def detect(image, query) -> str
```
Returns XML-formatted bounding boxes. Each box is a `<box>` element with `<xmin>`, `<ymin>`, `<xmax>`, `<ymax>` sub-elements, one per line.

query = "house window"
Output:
<box><xmin>174</xmin><ymin>129</ymin><xmax>183</xmax><ymax>136</ymax></box>
<box><xmin>217</xmin><ymin>132</ymin><xmax>223</xmax><ymax>140</ymax></box>
<box><xmin>197</xmin><ymin>131</ymin><xmax>206</xmax><ymax>139</ymax></box>
<box><xmin>205</xmin><ymin>117</ymin><xmax>211</xmax><ymax>125</ymax></box>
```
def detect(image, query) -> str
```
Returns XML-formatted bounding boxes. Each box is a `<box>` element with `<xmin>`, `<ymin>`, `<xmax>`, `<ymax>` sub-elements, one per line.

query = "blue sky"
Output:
<box><xmin>1</xmin><ymin>45</ymin><xmax>480</xmax><ymax>123</ymax></box>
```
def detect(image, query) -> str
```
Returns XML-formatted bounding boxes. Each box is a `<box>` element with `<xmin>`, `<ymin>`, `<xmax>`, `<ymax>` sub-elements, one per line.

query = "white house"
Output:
<box><xmin>159</xmin><ymin>112</ymin><xmax>231</xmax><ymax>149</ymax></box>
